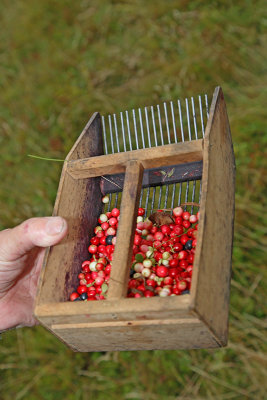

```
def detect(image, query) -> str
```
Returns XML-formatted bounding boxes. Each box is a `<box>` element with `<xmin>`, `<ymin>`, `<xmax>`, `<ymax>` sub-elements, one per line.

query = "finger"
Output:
<box><xmin>0</xmin><ymin>217</ymin><xmax>68</xmax><ymax>262</ymax></box>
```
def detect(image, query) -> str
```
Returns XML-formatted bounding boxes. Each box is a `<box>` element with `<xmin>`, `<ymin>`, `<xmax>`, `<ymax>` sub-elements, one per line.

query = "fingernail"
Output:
<box><xmin>45</xmin><ymin>217</ymin><xmax>65</xmax><ymax>235</ymax></box>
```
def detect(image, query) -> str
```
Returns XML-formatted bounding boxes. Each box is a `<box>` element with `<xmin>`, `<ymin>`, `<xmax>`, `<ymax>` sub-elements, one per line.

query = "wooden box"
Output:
<box><xmin>34</xmin><ymin>87</ymin><xmax>235</xmax><ymax>352</ymax></box>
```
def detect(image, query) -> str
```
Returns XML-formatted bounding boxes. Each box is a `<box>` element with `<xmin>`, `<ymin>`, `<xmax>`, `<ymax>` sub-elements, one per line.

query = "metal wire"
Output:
<box><xmin>101</xmin><ymin>93</ymin><xmax>209</xmax><ymax>212</ymax></box>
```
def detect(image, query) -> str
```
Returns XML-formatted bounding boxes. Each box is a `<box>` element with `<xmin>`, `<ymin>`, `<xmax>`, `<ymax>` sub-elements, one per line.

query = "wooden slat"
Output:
<box><xmin>101</xmin><ymin>161</ymin><xmax>203</xmax><ymax>194</ymax></box>
<box><xmin>190</xmin><ymin>87</ymin><xmax>235</xmax><ymax>346</ymax></box>
<box><xmin>51</xmin><ymin>319</ymin><xmax>218</xmax><ymax>352</ymax></box>
<box><xmin>34</xmin><ymin>113</ymin><xmax>104</xmax><ymax>306</ymax></box>
<box><xmin>34</xmin><ymin>294</ymin><xmax>191</xmax><ymax>325</ymax></box>
<box><xmin>67</xmin><ymin>139</ymin><xmax>203</xmax><ymax>179</ymax></box>
<box><xmin>107</xmin><ymin>160</ymin><xmax>144</xmax><ymax>299</ymax></box>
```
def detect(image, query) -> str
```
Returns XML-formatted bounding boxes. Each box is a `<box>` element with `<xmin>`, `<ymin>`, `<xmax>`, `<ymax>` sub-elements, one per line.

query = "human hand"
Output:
<box><xmin>0</xmin><ymin>217</ymin><xmax>67</xmax><ymax>331</ymax></box>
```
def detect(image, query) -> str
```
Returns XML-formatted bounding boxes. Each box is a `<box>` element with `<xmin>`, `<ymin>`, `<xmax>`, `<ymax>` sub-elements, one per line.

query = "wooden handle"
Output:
<box><xmin>107</xmin><ymin>160</ymin><xmax>144</xmax><ymax>300</ymax></box>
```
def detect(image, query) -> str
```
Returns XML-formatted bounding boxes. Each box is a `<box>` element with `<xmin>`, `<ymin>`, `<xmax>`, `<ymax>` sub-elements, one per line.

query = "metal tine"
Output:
<box><xmin>205</xmin><ymin>94</ymin><xmax>209</xmax><ymax>119</ymax></box>
<box><xmin>157</xmin><ymin>105</ymin><xmax>164</xmax><ymax>146</ymax></box>
<box><xmin>178</xmin><ymin>99</ymin><xmax>185</xmax><ymax>142</ymax></box>
<box><xmin>178</xmin><ymin>182</ymin><xmax>182</xmax><ymax>206</ymax></box>
<box><xmin>144</xmin><ymin>107</ymin><xmax>152</xmax><ymax>148</ymax></box>
<box><xmin>191</xmin><ymin>181</ymin><xmax>196</xmax><ymax>214</ymax></box>
<box><xmin>151</xmin><ymin>106</ymin><xmax>158</xmax><ymax>147</ymax></box>
<box><xmin>113</xmin><ymin>114</ymin><xmax>120</xmax><ymax>152</ymax></box>
<box><xmin>164</xmin><ymin>185</ymin><xmax>169</xmax><ymax>209</ymax></box>
<box><xmin>132</xmin><ymin>109</ymin><xmax>139</xmax><ymax>150</ymax></box>
<box><xmin>114</xmin><ymin>192</ymin><xmax>119</xmax><ymax>208</ymax></box>
<box><xmin>158</xmin><ymin>186</ymin><xmax>163</xmax><ymax>209</ymax></box>
<box><xmin>198</xmin><ymin>95</ymin><xmax>205</xmax><ymax>137</ymax></box>
<box><xmin>120</xmin><ymin>112</ymin><xmax>127</xmax><ymax>152</ymax></box>
<box><xmin>163</xmin><ymin>102</ymin><xmax>171</xmax><ymax>144</ymax></box>
<box><xmin>108</xmin><ymin>115</ymin><xmax>115</xmax><ymax>154</ymax></box>
<box><xmin>138</xmin><ymin>108</ymin><xmax>146</xmax><ymax>149</ymax></box>
<box><xmin>144</xmin><ymin>187</ymin><xmax>150</xmax><ymax>217</ymax></box>
<box><xmin>185</xmin><ymin>98</ymin><xmax>192</xmax><ymax>141</ymax></box>
<box><xmin>191</xmin><ymin>97</ymin><xmax>198</xmax><ymax>140</ymax></box>
<box><xmin>171</xmin><ymin>183</ymin><xmax>176</xmax><ymax>209</ymax></box>
<box><xmin>170</xmin><ymin>101</ymin><xmax>178</xmax><ymax>143</ymax></box>
<box><xmin>125</xmin><ymin>110</ymin><xmax>133</xmax><ymax>151</ymax></box>
<box><xmin>185</xmin><ymin>181</ymin><xmax>189</xmax><ymax>210</ymax></box>
<box><xmin>101</xmin><ymin>116</ymin><xmax>108</xmax><ymax>155</ymax></box>
<box><xmin>139</xmin><ymin>189</ymin><xmax>143</xmax><ymax>207</ymax></box>
<box><xmin>151</xmin><ymin>188</ymin><xmax>156</xmax><ymax>212</ymax></box>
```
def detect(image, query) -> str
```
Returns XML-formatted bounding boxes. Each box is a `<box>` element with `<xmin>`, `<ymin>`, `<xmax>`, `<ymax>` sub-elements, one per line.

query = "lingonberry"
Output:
<box><xmin>90</xmin><ymin>237</ymin><xmax>99</xmax><ymax>245</ymax></box>
<box><xmin>77</xmin><ymin>285</ymin><xmax>87</xmax><ymax>295</ymax></box>
<box><xmin>156</xmin><ymin>266</ymin><xmax>168</xmax><ymax>277</ymax></box>
<box><xmin>161</xmin><ymin>225</ymin><xmax>171</xmax><ymax>235</ymax></box>
<box><xmin>108</xmin><ymin>217</ymin><xmax>117</xmax><ymax>226</ymax></box>
<box><xmin>99</xmin><ymin>213</ymin><xmax>108</xmax><ymax>223</ymax></box>
<box><xmin>101</xmin><ymin>222</ymin><xmax>109</xmax><ymax>231</ymax></box>
<box><xmin>189</xmin><ymin>214</ymin><xmax>197</xmax><ymax>223</ymax></box>
<box><xmin>138</xmin><ymin>207</ymin><xmax>145</xmax><ymax>216</ymax></box>
<box><xmin>102</xmin><ymin>195</ymin><xmax>109</xmax><ymax>204</ymax></box>
<box><xmin>178</xmin><ymin>250</ymin><xmax>188</xmax><ymax>260</ymax></box>
<box><xmin>173</xmin><ymin>206</ymin><xmax>183</xmax><ymax>217</ymax></box>
<box><xmin>182</xmin><ymin>211</ymin><xmax>190</xmax><ymax>221</ymax></box>
<box><xmin>111</xmin><ymin>208</ymin><xmax>120</xmax><ymax>217</ymax></box>
<box><xmin>180</xmin><ymin>235</ymin><xmax>189</xmax><ymax>245</ymax></box>
<box><xmin>100</xmin><ymin>236</ymin><xmax>107</xmax><ymax>245</ymax></box>
<box><xmin>70</xmin><ymin>292</ymin><xmax>79</xmax><ymax>301</ymax></box>
<box><xmin>182</xmin><ymin>220</ymin><xmax>191</xmax><ymax>229</ymax></box>
<box><xmin>88</xmin><ymin>244</ymin><xmax>97</xmax><ymax>254</ymax></box>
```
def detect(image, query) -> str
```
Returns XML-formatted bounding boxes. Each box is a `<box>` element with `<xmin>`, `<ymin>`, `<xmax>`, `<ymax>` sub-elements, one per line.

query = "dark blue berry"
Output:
<box><xmin>80</xmin><ymin>292</ymin><xmax>88</xmax><ymax>300</ymax></box>
<box><xmin>182</xmin><ymin>289</ymin><xmax>190</xmax><ymax>295</ymax></box>
<box><xmin>74</xmin><ymin>297</ymin><xmax>82</xmax><ymax>301</ymax></box>
<box><xmin>130</xmin><ymin>269</ymin><xmax>135</xmax><ymax>278</ymax></box>
<box><xmin>184</xmin><ymin>240</ymin><xmax>193</xmax><ymax>250</ymax></box>
<box><xmin>106</xmin><ymin>235</ymin><xmax>114</xmax><ymax>245</ymax></box>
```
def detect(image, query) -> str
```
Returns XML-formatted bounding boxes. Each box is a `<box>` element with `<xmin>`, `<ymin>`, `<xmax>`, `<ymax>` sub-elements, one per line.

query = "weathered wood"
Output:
<box><xmin>107</xmin><ymin>160</ymin><xmax>144</xmax><ymax>300</ymax></box>
<box><xmin>34</xmin><ymin>295</ymin><xmax>191</xmax><ymax>325</ymax></box>
<box><xmin>34</xmin><ymin>113</ymin><xmax>104</xmax><ymax>306</ymax></box>
<box><xmin>66</xmin><ymin>139</ymin><xmax>203</xmax><ymax>179</ymax></box>
<box><xmin>190</xmin><ymin>87</ymin><xmax>235</xmax><ymax>346</ymax></box>
<box><xmin>51</xmin><ymin>319</ymin><xmax>218</xmax><ymax>352</ymax></box>
<box><xmin>100</xmin><ymin>161</ymin><xmax>203</xmax><ymax>194</ymax></box>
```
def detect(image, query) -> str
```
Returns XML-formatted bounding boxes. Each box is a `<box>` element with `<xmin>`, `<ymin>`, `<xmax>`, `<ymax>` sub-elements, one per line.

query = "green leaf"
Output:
<box><xmin>167</xmin><ymin>168</ymin><xmax>175</xmax><ymax>178</ymax></box>
<box><xmin>101</xmin><ymin>283</ymin><xmax>108</xmax><ymax>294</ymax></box>
<box><xmin>135</xmin><ymin>254</ymin><xmax>144</xmax><ymax>262</ymax></box>
<box><xmin>160</xmin><ymin>170</ymin><xmax>166</xmax><ymax>175</ymax></box>
<box><xmin>86</xmin><ymin>280</ymin><xmax>96</xmax><ymax>288</ymax></box>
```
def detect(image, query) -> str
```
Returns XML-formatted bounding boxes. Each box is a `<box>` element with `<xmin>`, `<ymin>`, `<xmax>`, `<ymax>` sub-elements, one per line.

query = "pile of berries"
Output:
<box><xmin>70</xmin><ymin>202</ymin><xmax>199</xmax><ymax>302</ymax></box>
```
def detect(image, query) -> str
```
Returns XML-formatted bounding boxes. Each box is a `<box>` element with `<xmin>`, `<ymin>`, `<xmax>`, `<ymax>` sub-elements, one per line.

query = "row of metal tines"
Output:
<box><xmin>101</xmin><ymin>94</ymin><xmax>210</xmax><ymax>216</ymax></box>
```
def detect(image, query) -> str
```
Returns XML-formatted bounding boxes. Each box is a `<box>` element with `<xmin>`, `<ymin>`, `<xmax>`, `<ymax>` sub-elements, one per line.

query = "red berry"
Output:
<box><xmin>138</xmin><ymin>207</ymin><xmax>145</xmax><ymax>216</ymax></box>
<box><xmin>70</xmin><ymin>292</ymin><xmax>79</xmax><ymax>301</ymax></box>
<box><xmin>173</xmin><ymin>225</ymin><xmax>184</xmax><ymax>235</ymax></box>
<box><xmin>90</xmin><ymin>237</ymin><xmax>99</xmax><ymax>245</ymax></box>
<box><xmin>109</xmin><ymin>217</ymin><xmax>117</xmax><ymax>226</ymax></box>
<box><xmin>161</xmin><ymin>225</ymin><xmax>171</xmax><ymax>235</ymax></box>
<box><xmin>101</xmin><ymin>222</ymin><xmax>109</xmax><ymax>231</ymax></box>
<box><xmin>144</xmin><ymin>290</ymin><xmax>154</xmax><ymax>297</ymax></box>
<box><xmin>182</xmin><ymin>211</ymin><xmax>190</xmax><ymax>221</ymax></box>
<box><xmin>173</xmin><ymin>207</ymin><xmax>183</xmax><ymax>217</ymax></box>
<box><xmin>177</xmin><ymin>280</ymin><xmax>187</xmax><ymax>291</ymax></box>
<box><xmin>174</xmin><ymin>216</ymin><xmax>183</xmax><ymax>225</ymax></box>
<box><xmin>182</xmin><ymin>220</ymin><xmax>191</xmax><ymax>229</ymax></box>
<box><xmin>77</xmin><ymin>285</ymin><xmax>87</xmax><ymax>295</ymax></box>
<box><xmin>178</xmin><ymin>250</ymin><xmax>188</xmax><ymax>260</ymax></box>
<box><xmin>169</xmin><ymin>259</ymin><xmax>179</xmax><ymax>268</ymax></box>
<box><xmin>180</xmin><ymin>235</ymin><xmax>189</xmax><ymax>245</ymax></box>
<box><xmin>88</xmin><ymin>244</ymin><xmax>97</xmax><ymax>254</ymax></box>
<box><xmin>111</xmin><ymin>208</ymin><xmax>120</xmax><ymax>217</ymax></box>
<box><xmin>156</xmin><ymin>266</ymin><xmax>168</xmax><ymax>277</ymax></box>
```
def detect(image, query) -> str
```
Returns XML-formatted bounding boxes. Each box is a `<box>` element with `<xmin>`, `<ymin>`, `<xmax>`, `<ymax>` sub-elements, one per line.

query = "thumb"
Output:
<box><xmin>0</xmin><ymin>217</ymin><xmax>68</xmax><ymax>262</ymax></box>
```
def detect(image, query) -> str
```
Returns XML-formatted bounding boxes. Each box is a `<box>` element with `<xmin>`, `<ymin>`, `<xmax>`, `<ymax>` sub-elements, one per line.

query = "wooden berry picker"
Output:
<box><xmin>34</xmin><ymin>86</ymin><xmax>235</xmax><ymax>352</ymax></box>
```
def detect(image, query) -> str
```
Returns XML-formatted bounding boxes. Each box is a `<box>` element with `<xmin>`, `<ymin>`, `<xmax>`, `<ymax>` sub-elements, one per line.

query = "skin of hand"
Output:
<box><xmin>0</xmin><ymin>217</ymin><xmax>68</xmax><ymax>331</ymax></box>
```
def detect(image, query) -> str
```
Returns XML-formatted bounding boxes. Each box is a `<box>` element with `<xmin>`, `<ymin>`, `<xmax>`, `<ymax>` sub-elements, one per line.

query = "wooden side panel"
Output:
<box><xmin>35</xmin><ymin>113</ymin><xmax>104</xmax><ymax>306</ymax></box>
<box><xmin>190</xmin><ymin>87</ymin><xmax>235</xmax><ymax>346</ymax></box>
<box><xmin>35</xmin><ymin>295</ymin><xmax>191</xmax><ymax>325</ymax></box>
<box><xmin>67</xmin><ymin>139</ymin><xmax>203</xmax><ymax>179</ymax></box>
<box><xmin>51</xmin><ymin>319</ymin><xmax>219</xmax><ymax>352</ymax></box>
<box><xmin>108</xmin><ymin>160</ymin><xmax>144</xmax><ymax>299</ymax></box>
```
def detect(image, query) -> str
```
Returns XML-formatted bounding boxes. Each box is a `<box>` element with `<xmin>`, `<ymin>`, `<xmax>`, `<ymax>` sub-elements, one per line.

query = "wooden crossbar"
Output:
<box><xmin>66</xmin><ymin>140</ymin><xmax>203</xmax><ymax>179</ymax></box>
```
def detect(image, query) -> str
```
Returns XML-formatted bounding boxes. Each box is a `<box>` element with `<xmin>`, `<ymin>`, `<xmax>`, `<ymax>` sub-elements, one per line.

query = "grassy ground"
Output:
<box><xmin>0</xmin><ymin>0</ymin><xmax>266</xmax><ymax>399</ymax></box>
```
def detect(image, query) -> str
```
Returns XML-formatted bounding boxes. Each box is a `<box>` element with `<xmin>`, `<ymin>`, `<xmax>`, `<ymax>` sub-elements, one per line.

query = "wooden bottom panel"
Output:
<box><xmin>51</xmin><ymin>318</ymin><xmax>219</xmax><ymax>352</ymax></box>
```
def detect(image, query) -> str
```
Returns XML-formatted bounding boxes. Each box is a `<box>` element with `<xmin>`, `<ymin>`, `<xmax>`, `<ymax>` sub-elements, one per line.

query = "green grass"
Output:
<box><xmin>0</xmin><ymin>0</ymin><xmax>266</xmax><ymax>399</ymax></box>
